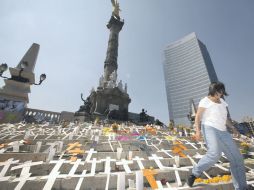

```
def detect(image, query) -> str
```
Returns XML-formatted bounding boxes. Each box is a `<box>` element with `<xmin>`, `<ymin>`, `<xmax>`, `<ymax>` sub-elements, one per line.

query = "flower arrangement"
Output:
<box><xmin>102</xmin><ymin>127</ymin><xmax>112</xmax><ymax>135</ymax></box>
<box><xmin>111</xmin><ymin>123</ymin><xmax>119</xmax><ymax>133</ymax></box>
<box><xmin>145</xmin><ymin>125</ymin><xmax>157</xmax><ymax>135</ymax></box>
<box><xmin>240</xmin><ymin>142</ymin><xmax>250</xmax><ymax>154</ymax></box>
<box><xmin>195</xmin><ymin>175</ymin><xmax>231</xmax><ymax>184</ymax></box>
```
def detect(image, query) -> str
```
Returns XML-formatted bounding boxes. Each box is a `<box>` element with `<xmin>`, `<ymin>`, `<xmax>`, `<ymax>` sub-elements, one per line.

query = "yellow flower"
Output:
<box><xmin>221</xmin><ymin>175</ymin><xmax>231</xmax><ymax>182</ymax></box>
<box><xmin>195</xmin><ymin>178</ymin><xmax>203</xmax><ymax>183</ymax></box>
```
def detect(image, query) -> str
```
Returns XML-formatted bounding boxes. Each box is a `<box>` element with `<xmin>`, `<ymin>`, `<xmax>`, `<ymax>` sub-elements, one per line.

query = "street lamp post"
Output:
<box><xmin>0</xmin><ymin>62</ymin><xmax>46</xmax><ymax>85</ymax></box>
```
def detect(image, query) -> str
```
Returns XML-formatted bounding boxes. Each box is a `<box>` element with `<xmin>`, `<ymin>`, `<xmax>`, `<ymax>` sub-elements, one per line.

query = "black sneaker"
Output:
<box><xmin>187</xmin><ymin>174</ymin><xmax>197</xmax><ymax>187</ymax></box>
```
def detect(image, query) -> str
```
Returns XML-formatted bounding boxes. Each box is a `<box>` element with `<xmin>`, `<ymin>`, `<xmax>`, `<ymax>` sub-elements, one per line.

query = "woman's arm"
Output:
<box><xmin>226</xmin><ymin>118</ymin><xmax>240</xmax><ymax>137</ymax></box>
<box><xmin>193</xmin><ymin>107</ymin><xmax>206</xmax><ymax>140</ymax></box>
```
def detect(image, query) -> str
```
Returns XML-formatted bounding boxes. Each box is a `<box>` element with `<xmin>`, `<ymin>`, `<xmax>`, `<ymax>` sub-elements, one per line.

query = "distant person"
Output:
<box><xmin>187</xmin><ymin>82</ymin><xmax>248</xmax><ymax>190</ymax></box>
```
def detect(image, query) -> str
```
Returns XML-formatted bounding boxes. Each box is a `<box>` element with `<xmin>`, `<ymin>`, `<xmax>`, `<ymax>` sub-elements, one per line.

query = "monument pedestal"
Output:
<box><xmin>90</xmin><ymin>87</ymin><xmax>131</xmax><ymax>120</ymax></box>
<box><xmin>74</xmin><ymin>112</ymin><xmax>93</xmax><ymax>122</ymax></box>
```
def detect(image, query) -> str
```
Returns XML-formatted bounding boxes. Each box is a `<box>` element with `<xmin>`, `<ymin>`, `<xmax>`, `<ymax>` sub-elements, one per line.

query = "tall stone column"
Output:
<box><xmin>75</xmin><ymin>1</ymin><xmax>131</xmax><ymax>121</ymax></box>
<box><xmin>104</xmin><ymin>16</ymin><xmax>124</xmax><ymax>82</ymax></box>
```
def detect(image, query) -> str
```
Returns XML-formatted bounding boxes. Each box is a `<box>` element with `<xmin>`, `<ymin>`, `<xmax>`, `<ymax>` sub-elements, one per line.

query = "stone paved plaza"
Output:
<box><xmin>0</xmin><ymin>122</ymin><xmax>253</xmax><ymax>190</ymax></box>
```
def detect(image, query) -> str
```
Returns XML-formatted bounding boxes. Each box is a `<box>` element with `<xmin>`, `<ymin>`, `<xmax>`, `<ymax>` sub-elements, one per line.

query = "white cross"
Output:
<box><xmin>0</xmin><ymin>158</ymin><xmax>19</xmax><ymax>178</ymax></box>
<box><xmin>148</xmin><ymin>154</ymin><xmax>165</xmax><ymax>170</ymax></box>
<box><xmin>183</xmin><ymin>140</ymin><xmax>198</xmax><ymax>150</ymax></box>
<box><xmin>73</xmin><ymin>126</ymin><xmax>80</xmax><ymax>135</ymax></box>
<box><xmin>117</xmin><ymin>147</ymin><xmax>123</xmax><ymax>160</ymax></box>
<box><xmin>41</xmin><ymin>159</ymin><xmax>65</xmax><ymax>190</ymax></box>
<box><xmin>68</xmin><ymin>159</ymin><xmax>84</xmax><ymax>176</ymax></box>
<box><xmin>74</xmin><ymin>170</ymin><xmax>87</xmax><ymax>190</ymax></box>
<box><xmin>108</xmin><ymin>133</ymin><xmax>116</xmax><ymax>141</ymax></box>
<box><xmin>11</xmin><ymin>160</ymin><xmax>43</xmax><ymax>177</ymax></box>
<box><xmin>132</xmin><ymin>156</ymin><xmax>145</xmax><ymax>170</ymax></box>
<box><xmin>11</xmin><ymin>160</ymin><xmax>43</xmax><ymax>190</ymax></box>
<box><xmin>45</xmin><ymin>134</ymin><xmax>53</xmax><ymax>140</ymax></box>
<box><xmin>117</xmin><ymin>172</ymin><xmax>126</xmax><ymax>190</ymax></box>
<box><xmin>151</xmin><ymin>143</ymin><xmax>160</xmax><ymax>151</ymax></box>
<box><xmin>24</xmin><ymin>130</ymin><xmax>31</xmax><ymax>140</ymax></box>
<box><xmin>94</xmin><ymin>135</ymin><xmax>99</xmax><ymax>142</ymax></box>
<box><xmin>33</xmin><ymin>134</ymin><xmax>38</xmax><ymax>140</ymax></box>
<box><xmin>85</xmin><ymin>148</ymin><xmax>97</xmax><ymax>162</ymax></box>
<box><xmin>156</xmin><ymin>180</ymin><xmax>164</xmax><ymax>189</ymax></box>
<box><xmin>159</xmin><ymin>149</ymin><xmax>174</xmax><ymax>158</ymax></box>
<box><xmin>108</xmin><ymin>140</ymin><xmax>114</xmax><ymax>152</ymax></box>
<box><xmin>13</xmin><ymin>173</ymin><xmax>32</xmax><ymax>190</ymax></box>
<box><xmin>197</xmin><ymin>141</ymin><xmax>206</xmax><ymax>149</ymax></box>
<box><xmin>144</xmin><ymin>137</ymin><xmax>153</xmax><ymax>146</ymax></box>
<box><xmin>87</xmin><ymin>158</ymin><xmax>101</xmax><ymax>176</ymax></box>
<box><xmin>50</xmin><ymin>159</ymin><xmax>71</xmax><ymax>164</ymax></box>
<box><xmin>135</xmin><ymin>170</ymin><xmax>144</xmax><ymax>190</ymax></box>
<box><xmin>105</xmin><ymin>173</ymin><xmax>110</xmax><ymax>190</ymax></box>
<box><xmin>116</xmin><ymin>159</ymin><xmax>133</xmax><ymax>174</ymax></box>
<box><xmin>118</xmin><ymin>141</ymin><xmax>122</xmax><ymax>148</ymax></box>
<box><xmin>62</xmin><ymin>133</ymin><xmax>70</xmax><ymax>140</ymax></box>
<box><xmin>174</xmin><ymin>155</ymin><xmax>180</xmax><ymax>167</ymax></box>
<box><xmin>100</xmin><ymin>157</ymin><xmax>116</xmax><ymax>174</ymax></box>
<box><xmin>34</xmin><ymin>141</ymin><xmax>42</xmax><ymax>153</ymax></box>
<box><xmin>44</xmin><ymin>142</ymin><xmax>58</xmax><ymax>153</ymax></box>
<box><xmin>8</xmin><ymin>141</ymin><xmax>22</xmax><ymax>152</ymax></box>
<box><xmin>56</xmin><ymin>141</ymin><xmax>63</xmax><ymax>153</ymax></box>
<box><xmin>76</xmin><ymin>133</ymin><xmax>83</xmax><ymax>139</ymax></box>
<box><xmin>184</xmin><ymin>129</ymin><xmax>188</xmax><ymax>136</ymax></box>
<box><xmin>46</xmin><ymin>147</ymin><xmax>56</xmax><ymax>162</ymax></box>
<box><xmin>173</xmin><ymin>164</ymin><xmax>182</xmax><ymax>186</ymax></box>
<box><xmin>69</xmin><ymin>132</ymin><xmax>74</xmax><ymax>140</ymax></box>
<box><xmin>155</xmin><ymin>138</ymin><xmax>163</xmax><ymax>145</ymax></box>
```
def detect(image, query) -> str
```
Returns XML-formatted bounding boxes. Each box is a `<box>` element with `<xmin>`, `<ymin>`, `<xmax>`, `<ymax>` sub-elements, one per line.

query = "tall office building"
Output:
<box><xmin>163</xmin><ymin>32</ymin><xmax>218</xmax><ymax>125</ymax></box>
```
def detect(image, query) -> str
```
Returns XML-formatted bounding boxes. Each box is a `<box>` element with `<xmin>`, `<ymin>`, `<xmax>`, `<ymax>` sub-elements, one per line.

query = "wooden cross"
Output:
<box><xmin>143</xmin><ymin>169</ymin><xmax>158</xmax><ymax>189</ymax></box>
<box><xmin>172</xmin><ymin>143</ymin><xmax>187</xmax><ymax>158</ymax></box>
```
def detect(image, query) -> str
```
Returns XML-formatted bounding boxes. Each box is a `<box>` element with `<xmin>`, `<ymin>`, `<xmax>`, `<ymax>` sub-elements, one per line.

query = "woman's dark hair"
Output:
<box><xmin>208</xmin><ymin>82</ymin><xmax>228</xmax><ymax>96</ymax></box>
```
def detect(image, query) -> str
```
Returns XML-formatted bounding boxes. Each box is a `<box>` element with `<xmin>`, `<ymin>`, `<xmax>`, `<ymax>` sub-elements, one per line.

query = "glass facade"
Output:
<box><xmin>163</xmin><ymin>33</ymin><xmax>218</xmax><ymax>125</ymax></box>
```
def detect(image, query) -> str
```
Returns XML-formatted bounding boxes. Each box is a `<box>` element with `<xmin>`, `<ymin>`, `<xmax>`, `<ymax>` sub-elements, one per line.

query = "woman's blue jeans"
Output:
<box><xmin>192</xmin><ymin>125</ymin><xmax>247</xmax><ymax>190</ymax></box>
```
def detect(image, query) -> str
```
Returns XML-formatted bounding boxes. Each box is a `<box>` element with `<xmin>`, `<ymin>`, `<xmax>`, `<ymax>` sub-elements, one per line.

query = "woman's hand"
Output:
<box><xmin>193</xmin><ymin>130</ymin><xmax>202</xmax><ymax>141</ymax></box>
<box><xmin>232</xmin><ymin>128</ymin><xmax>240</xmax><ymax>138</ymax></box>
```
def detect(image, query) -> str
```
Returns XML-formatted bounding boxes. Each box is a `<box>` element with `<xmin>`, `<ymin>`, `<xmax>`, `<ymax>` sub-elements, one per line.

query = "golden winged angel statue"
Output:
<box><xmin>111</xmin><ymin>0</ymin><xmax>121</xmax><ymax>18</ymax></box>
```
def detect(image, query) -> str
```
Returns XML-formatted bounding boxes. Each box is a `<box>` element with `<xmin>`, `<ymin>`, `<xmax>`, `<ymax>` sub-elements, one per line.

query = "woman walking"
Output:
<box><xmin>187</xmin><ymin>82</ymin><xmax>248</xmax><ymax>190</ymax></box>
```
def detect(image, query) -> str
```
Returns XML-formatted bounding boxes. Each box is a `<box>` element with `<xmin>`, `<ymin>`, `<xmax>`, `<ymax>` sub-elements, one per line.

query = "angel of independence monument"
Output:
<box><xmin>75</xmin><ymin>0</ymin><xmax>131</xmax><ymax>121</ymax></box>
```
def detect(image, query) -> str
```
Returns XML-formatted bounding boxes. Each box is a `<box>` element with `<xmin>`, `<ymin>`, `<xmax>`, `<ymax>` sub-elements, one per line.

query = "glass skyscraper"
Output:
<box><xmin>163</xmin><ymin>32</ymin><xmax>218</xmax><ymax>125</ymax></box>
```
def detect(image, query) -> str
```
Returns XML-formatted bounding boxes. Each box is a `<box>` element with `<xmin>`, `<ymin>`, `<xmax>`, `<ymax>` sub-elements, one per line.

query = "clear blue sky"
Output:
<box><xmin>0</xmin><ymin>0</ymin><xmax>253</xmax><ymax>124</ymax></box>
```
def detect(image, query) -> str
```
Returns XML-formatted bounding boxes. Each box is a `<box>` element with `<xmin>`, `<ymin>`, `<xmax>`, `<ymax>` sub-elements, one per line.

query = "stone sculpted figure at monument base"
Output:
<box><xmin>109</xmin><ymin>70</ymin><xmax>117</xmax><ymax>83</ymax></box>
<box><xmin>78</xmin><ymin>93</ymin><xmax>92</xmax><ymax>114</ymax></box>
<box><xmin>117</xmin><ymin>80</ymin><xmax>123</xmax><ymax>91</ymax></box>
<box><xmin>99</xmin><ymin>75</ymin><xmax>104</xmax><ymax>88</ymax></box>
